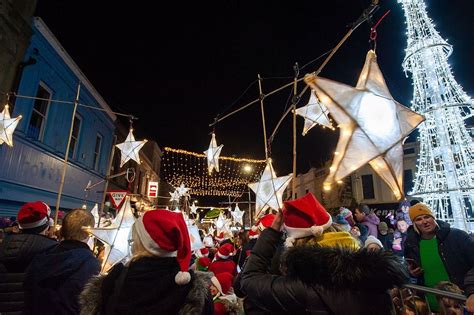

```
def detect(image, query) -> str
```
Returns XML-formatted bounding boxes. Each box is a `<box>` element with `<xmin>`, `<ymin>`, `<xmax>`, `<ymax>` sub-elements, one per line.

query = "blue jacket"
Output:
<box><xmin>405</xmin><ymin>220</ymin><xmax>474</xmax><ymax>296</ymax></box>
<box><xmin>24</xmin><ymin>240</ymin><xmax>100</xmax><ymax>315</ymax></box>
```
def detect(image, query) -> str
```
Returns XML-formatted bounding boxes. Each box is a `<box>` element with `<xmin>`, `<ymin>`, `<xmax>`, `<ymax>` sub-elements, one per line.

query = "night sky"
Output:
<box><xmin>34</xmin><ymin>1</ymin><xmax>474</xmax><ymax>177</ymax></box>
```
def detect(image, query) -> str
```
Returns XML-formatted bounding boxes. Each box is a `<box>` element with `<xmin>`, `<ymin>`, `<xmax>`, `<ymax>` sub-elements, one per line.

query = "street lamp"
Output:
<box><xmin>243</xmin><ymin>164</ymin><xmax>252</xmax><ymax>173</ymax></box>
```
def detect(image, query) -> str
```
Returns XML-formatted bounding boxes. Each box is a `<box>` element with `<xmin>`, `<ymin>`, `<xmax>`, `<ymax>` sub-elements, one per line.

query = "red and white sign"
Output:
<box><xmin>147</xmin><ymin>181</ymin><xmax>158</xmax><ymax>198</ymax></box>
<box><xmin>108</xmin><ymin>190</ymin><xmax>128</xmax><ymax>208</ymax></box>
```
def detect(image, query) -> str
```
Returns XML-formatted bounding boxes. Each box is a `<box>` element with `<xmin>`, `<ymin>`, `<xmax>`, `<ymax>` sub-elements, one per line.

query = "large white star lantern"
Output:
<box><xmin>85</xmin><ymin>196</ymin><xmax>135</xmax><ymax>272</ymax></box>
<box><xmin>248</xmin><ymin>159</ymin><xmax>292</xmax><ymax>217</ymax></box>
<box><xmin>304</xmin><ymin>50</ymin><xmax>424</xmax><ymax>200</ymax></box>
<box><xmin>215</xmin><ymin>212</ymin><xmax>226</xmax><ymax>230</ymax></box>
<box><xmin>169</xmin><ymin>190</ymin><xmax>180</xmax><ymax>202</ymax></box>
<box><xmin>0</xmin><ymin>105</ymin><xmax>22</xmax><ymax>147</ymax></box>
<box><xmin>295</xmin><ymin>91</ymin><xmax>333</xmax><ymax>135</ymax></box>
<box><xmin>231</xmin><ymin>204</ymin><xmax>244</xmax><ymax>225</ymax></box>
<box><xmin>115</xmin><ymin>129</ymin><xmax>147</xmax><ymax>167</ymax></box>
<box><xmin>175</xmin><ymin>183</ymin><xmax>190</xmax><ymax>197</ymax></box>
<box><xmin>204</xmin><ymin>133</ymin><xmax>223</xmax><ymax>175</ymax></box>
<box><xmin>190</xmin><ymin>202</ymin><xmax>198</xmax><ymax>215</ymax></box>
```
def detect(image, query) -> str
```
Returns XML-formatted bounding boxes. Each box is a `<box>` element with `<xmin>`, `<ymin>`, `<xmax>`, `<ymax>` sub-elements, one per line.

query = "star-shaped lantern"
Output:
<box><xmin>215</xmin><ymin>212</ymin><xmax>226</xmax><ymax>230</ymax></box>
<box><xmin>169</xmin><ymin>190</ymin><xmax>180</xmax><ymax>202</ymax></box>
<box><xmin>115</xmin><ymin>129</ymin><xmax>147</xmax><ymax>168</ymax></box>
<box><xmin>204</xmin><ymin>133</ymin><xmax>223</xmax><ymax>175</ymax></box>
<box><xmin>190</xmin><ymin>202</ymin><xmax>198</xmax><ymax>215</ymax></box>
<box><xmin>248</xmin><ymin>159</ymin><xmax>292</xmax><ymax>217</ymax></box>
<box><xmin>0</xmin><ymin>105</ymin><xmax>22</xmax><ymax>147</ymax></box>
<box><xmin>295</xmin><ymin>91</ymin><xmax>333</xmax><ymax>135</ymax></box>
<box><xmin>175</xmin><ymin>183</ymin><xmax>190</xmax><ymax>197</ymax></box>
<box><xmin>86</xmin><ymin>196</ymin><xmax>135</xmax><ymax>272</ymax></box>
<box><xmin>208</xmin><ymin>225</ymin><xmax>215</xmax><ymax>236</ymax></box>
<box><xmin>231</xmin><ymin>204</ymin><xmax>244</xmax><ymax>225</ymax></box>
<box><xmin>304</xmin><ymin>50</ymin><xmax>424</xmax><ymax>200</ymax></box>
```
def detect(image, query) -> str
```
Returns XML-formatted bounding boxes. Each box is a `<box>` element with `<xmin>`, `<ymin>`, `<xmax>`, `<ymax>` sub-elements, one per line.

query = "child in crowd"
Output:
<box><xmin>435</xmin><ymin>281</ymin><xmax>465</xmax><ymax>315</ymax></box>
<box><xmin>210</xmin><ymin>272</ymin><xmax>240</xmax><ymax>315</ymax></box>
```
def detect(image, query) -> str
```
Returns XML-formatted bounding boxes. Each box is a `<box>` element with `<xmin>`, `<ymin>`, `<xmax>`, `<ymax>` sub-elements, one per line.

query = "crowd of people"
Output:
<box><xmin>1</xmin><ymin>193</ymin><xmax>474</xmax><ymax>314</ymax></box>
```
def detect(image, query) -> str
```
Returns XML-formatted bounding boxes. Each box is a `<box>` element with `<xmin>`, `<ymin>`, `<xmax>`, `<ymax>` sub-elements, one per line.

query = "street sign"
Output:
<box><xmin>147</xmin><ymin>181</ymin><xmax>158</xmax><ymax>198</ymax></box>
<box><xmin>108</xmin><ymin>190</ymin><xmax>128</xmax><ymax>208</ymax></box>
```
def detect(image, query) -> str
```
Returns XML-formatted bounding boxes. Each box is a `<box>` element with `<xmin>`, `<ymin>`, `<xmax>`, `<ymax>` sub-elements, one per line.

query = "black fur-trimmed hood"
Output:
<box><xmin>283</xmin><ymin>245</ymin><xmax>408</xmax><ymax>291</ymax></box>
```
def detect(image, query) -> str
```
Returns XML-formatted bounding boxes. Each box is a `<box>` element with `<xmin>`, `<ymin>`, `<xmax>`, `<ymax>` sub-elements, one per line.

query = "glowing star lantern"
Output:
<box><xmin>169</xmin><ymin>190</ymin><xmax>180</xmax><ymax>202</ymax></box>
<box><xmin>90</xmin><ymin>203</ymin><xmax>100</xmax><ymax>227</ymax></box>
<box><xmin>175</xmin><ymin>183</ymin><xmax>190</xmax><ymax>197</ymax></box>
<box><xmin>86</xmin><ymin>196</ymin><xmax>135</xmax><ymax>272</ymax></box>
<box><xmin>204</xmin><ymin>133</ymin><xmax>223</xmax><ymax>175</ymax></box>
<box><xmin>115</xmin><ymin>129</ymin><xmax>147</xmax><ymax>167</ymax></box>
<box><xmin>295</xmin><ymin>91</ymin><xmax>333</xmax><ymax>135</ymax></box>
<box><xmin>0</xmin><ymin>105</ymin><xmax>22</xmax><ymax>147</ymax></box>
<box><xmin>305</xmin><ymin>50</ymin><xmax>424</xmax><ymax>200</ymax></box>
<box><xmin>208</xmin><ymin>225</ymin><xmax>215</xmax><ymax>236</ymax></box>
<box><xmin>215</xmin><ymin>212</ymin><xmax>226</xmax><ymax>230</ymax></box>
<box><xmin>190</xmin><ymin>202</ymin><xmax>198</xmax><ymax>215</ymax></box>
<box><xmin>248</xmin><ymin>159</ymin><xmax>292</xmax><ymax>216</ymax></box>
<box><xmin>231</xmin><ymin>204</ymin><xmax>244</xmax><ymax>225</ymax></box>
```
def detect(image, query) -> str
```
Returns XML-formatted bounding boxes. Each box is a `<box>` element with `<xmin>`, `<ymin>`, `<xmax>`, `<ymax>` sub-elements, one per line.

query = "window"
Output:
<box><xmin>27</xmin><ymin>84</ymin><xmax>51</xmax><ymax>140</ymax></box>
<box><xmin>69</xmin><ymin>115</ymin><xmax>81</xmax><ymax>159</ymax></box>
<box><xmin>403</xmin><ymin>147</ymin><xmax>416</xmax><ymax>155</ymax></box>
<box><xmin>404</xmin><ymin>169</ymin><xmax>414</xmax><ymax>195</ymax></box>
<box><xmin>361</xmin><ymin>174</ymin><xmax>375</xmax><ymax>199</ymax></box>
<box><xmin>93</xmin><ymin>134</ymin><xmax>102</xmax><ymax>170</ymax></box>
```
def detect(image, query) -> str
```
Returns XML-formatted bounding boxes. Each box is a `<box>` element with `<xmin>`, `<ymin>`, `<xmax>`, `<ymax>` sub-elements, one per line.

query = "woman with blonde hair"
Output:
<box><xmin>241</xmin><ymin>193</ymin><xmax>407</xmax><ymax>314</ymax></box>
<box><xmin>80</xmin><ymin>210</ymin><xmax>214</xmax><ymax>314</ymax></box>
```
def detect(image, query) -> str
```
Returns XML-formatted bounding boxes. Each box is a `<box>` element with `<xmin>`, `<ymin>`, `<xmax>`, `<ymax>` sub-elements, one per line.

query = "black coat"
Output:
<box><xmin>404</xmin><ymin>220</ymin><xmax>474</xmax><ymax>296</ymax></box>
<box><xmin>241</xmin><ymin>228</ymin><xmax>407</xmax><ymax>315</ymax></box>
<box><xmin>23</xmin><ymin>240</ymin><xmax>100</xmax><ymax>314</ymax></box>
<box><xmin>0</xmin><ymin>233</ymin><xmax>57</xmax><ymax>315</ymax></box>
<box><xmin>80</xmin><ymin>256</ymin><xmax>214</xmax><ymax>315</ymax></box>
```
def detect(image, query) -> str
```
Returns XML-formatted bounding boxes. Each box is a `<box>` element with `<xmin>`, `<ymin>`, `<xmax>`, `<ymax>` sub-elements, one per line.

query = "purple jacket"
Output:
<box><xmin>362</xmin><ymin>214</ymin><xmax>380</xmax><ymax>237</ymax></box>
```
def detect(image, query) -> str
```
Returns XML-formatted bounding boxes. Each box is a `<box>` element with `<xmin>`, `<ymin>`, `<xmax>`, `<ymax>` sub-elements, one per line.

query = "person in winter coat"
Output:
<box><xmin>354</xmin><ymin>204</ymin><xmax>380</xmax><ymax>237</ymax></box>
<box><xmin>209</xmin><ymin>243</ymin><xmax>237</xmax><ymax>276</ymax></box>
<box><xmin>0</xmin><ymin>201</ymin><xmax>57</xmax><ymax>315</ymax></box>
<box><xmin>80</xmin><ymin>209</ymin><xmax>213</xmax><ymax>315</ymax></box>
<box><xmin>241</xmin><ymin>193</ymin><xmax>407</xmax><ymax>315</ymax></box>
<box><xmin>404</xmin><ymin>203</ymin><xmax>474</xmax><ymax>313</ymax></box>
<box><xmin>210</xmin><ymin>272</ymin><xmax>240</xmax><ymax>315</ymax></box>
<box><xmin>24</xmin><ymin>209</ymin><xmax>100</xmax><ymax>314</ymax></box>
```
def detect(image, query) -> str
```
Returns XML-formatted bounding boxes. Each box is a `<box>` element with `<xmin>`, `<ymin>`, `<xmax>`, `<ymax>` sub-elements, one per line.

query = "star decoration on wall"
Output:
<box><xmin>190</xmin><ymin>202</ymin><xmax>198</xmax><ymax>215</ymax></box>
<box><xmin>85</xmin><ymin>197</ymin><xmax>135</xmax><ymax>272</ymax></box>
<box><xmin>204</xmin><ymin>133</ymin><xmax>223</xmax><ymax>175</ymax></box>
<box><xmin>305</xmin><ymin>50</ymin><xmax>424</xmax><ymax>200</ymax></box>
<box><xmin>115</xmin><ymin>129</ymin><xmax>147</xmax><ymax>167</ymax></box>
<box><xmin>295</xmin><ymin>91</ymin><xmax>333</xmax><ymax>135</ymax></box>
<box><xmin>231</xmin><ymin>204</ymin><xmax>244</xmax><ymax>225</ymax></box>
<box><xmin>0</xmin><ymin>105</ymin><xmax>22</xmax><ymax>147</ymax></box>
<box><xmin>248</xmin><ymin>159</ymin><xmax>292</xmax><ymax>217</ymax></box>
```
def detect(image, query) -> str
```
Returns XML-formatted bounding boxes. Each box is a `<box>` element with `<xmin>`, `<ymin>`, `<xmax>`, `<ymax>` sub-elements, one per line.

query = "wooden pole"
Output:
<box><xmin>257</xmin><ymin>74</ymin><xmax>268</xmax><ymax>160</ymax></box>
<box><xmin>97</xmin><ymin>135</ymin><xmax>117</xmax><ymax>228</ymax></box>
<box><xmin>292</xmin><ymin>64</ymin><xmax>298</xmax><ymax>199</ymax></box>
<box><xmin>54</xmin><ymin>83</ymin><xmax>81</xmax><ymax>228</ymax></box>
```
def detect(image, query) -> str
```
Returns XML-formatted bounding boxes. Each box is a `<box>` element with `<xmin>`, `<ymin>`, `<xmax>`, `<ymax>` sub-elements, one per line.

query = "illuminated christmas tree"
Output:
<box><xmin>399</xmin><ymin>0</ymin><xmax>474</xmax><ymax>230</ymax></box>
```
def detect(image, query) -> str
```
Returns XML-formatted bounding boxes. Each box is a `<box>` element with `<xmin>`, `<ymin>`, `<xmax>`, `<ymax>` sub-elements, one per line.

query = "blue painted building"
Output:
<box><xmin>0</xmin><ymin>17</ymin><xmax>116</xmax><ymax>217</ymax></box>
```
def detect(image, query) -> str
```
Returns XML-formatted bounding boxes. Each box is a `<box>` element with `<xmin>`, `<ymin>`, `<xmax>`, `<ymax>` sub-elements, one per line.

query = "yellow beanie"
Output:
<box><xmin>409</xmin><ymin>203</ymin><xmax>434</xmax><ymax>222</ymax></box>
<box><xmin>314</xmin><ymin>231</ymin><xmax>360</xmax><ymax>250</ymax></box>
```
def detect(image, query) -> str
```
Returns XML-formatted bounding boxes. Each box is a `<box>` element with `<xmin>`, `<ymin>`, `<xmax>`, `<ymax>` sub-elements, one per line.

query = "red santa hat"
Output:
<box><xmin>211</xmin><ymin>272</ymin><xmax>234</xmax><ymax>296</ymax></box>
<box><xmin>214</xmin><ymin>231</ymin><xmax>228</xmax><ymax>243</ymax></box>
<box><xmin>196</xmin><ymin>257</ymin><xmax>211</xmax><ymax>271</ymax></box>
<box><xmin>17</xmin><ymin>201</ymin><xmax>51</xmax><ymax>231</ymax></box>
<box><xmin>283</xmin><ymin>192</ymin><xmax>332</xmax><ymax>247</ymax></box>
<box><xmin>216</xmin><ymin>243</ymin><xmax>235</xmax><ymax>259</ymax></box>
<box><xmin>199</xmin><ymin>247</ymin><xmax>209</xmax><ymax>257</ymax></box>
<box><xmin>248</xmin><ymin>229</ymin><xmax>259</xmax><ymax>239</ymax></box>
<box><xmin>251</xmin><ymin>213</ymin><xmax>275</xmax><ymax>232</ymax></box>
<box><xmin>133</xmin><ymin>210</ymin><xmax>192</xmax><ymax>285</ymax></box>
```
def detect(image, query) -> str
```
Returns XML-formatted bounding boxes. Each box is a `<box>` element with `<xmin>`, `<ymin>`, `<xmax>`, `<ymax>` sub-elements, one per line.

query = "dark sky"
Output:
<box><xmin>34</xmin><ymin>1</ymin><xmax>474</xmax><ymax>176</ymax></box>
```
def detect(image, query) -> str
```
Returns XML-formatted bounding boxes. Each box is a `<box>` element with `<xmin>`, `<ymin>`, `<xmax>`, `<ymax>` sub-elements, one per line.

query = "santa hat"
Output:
<box><xmin>251</xmin><ymin>213</ymin><xmax>275</xmax><ymax>232</ymax></box>
<box><xmin>199</xmin><ymin>247</ymin><xmax>209</xmax><ymax>257</ymax></box>
<box><xmin>211</xmin><ymin>272</ymin><xmax>234</xmax><ymax>296</ymax></box>
<box><xmin>248</xmin><ymin>229</ymin><xmax>259</xmax><ymax>239</ymax></box>
<box><xmin>215</xmin><ymin>231</ymin><xmax>228</xmax><ymax>243</ymax></box>
<box><xmin>216</xmin><ymin>243</ymin><xmax>234</xmax><ymax>259</ymax></box>
<box><xmin>283</xmin><ymin>192</ymin><xmax>332</xmax><ymax>247</ymax></box>
<box><xmin>133</xmin><ymin>210</ymin><xmax>192</xmax><ymax>285</ymax></box>
<box><xmin>17</xmin><ymin>201</ymin><xmax>51</xmax><ymax>232</ymax></box>
<box><xmin>196</xmin><ymin>257</ymin><xmax>211</xmax><ymax>271</ymax></box>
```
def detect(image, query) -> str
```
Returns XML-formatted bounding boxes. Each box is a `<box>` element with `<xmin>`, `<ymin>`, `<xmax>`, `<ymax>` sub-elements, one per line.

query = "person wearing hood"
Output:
<box><xmin>404</xmin><ymin>203</ymin><xmax>474</xmax><ymax>313</ymax></box>
<box><xmin>0</xmin><ymin>201</ymin><xmax>57</xmax><ymax>314</ymax></box>
<box><xmin>24</xmin><ymin>208</ymin><xmax>100</xmax><ymax>314</ymax></box>
<box><xmin>241</xmin><ymin>193</ymin><xmax>407</xmax><ymax>314</ymax></box>
<box><xmin>79</xmin><ymin>209</ymin><xmax>214</xmax><ymax>314</ymax></box>
<box><xmin>354</xmin><ymin>204</ymin><xmax>380</xmax><ymax>237</ymax></box>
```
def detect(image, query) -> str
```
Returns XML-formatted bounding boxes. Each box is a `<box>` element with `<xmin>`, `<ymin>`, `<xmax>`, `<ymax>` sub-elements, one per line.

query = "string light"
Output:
<box><xmin>162</xmin><ymin>147</ymin><xmax>267</xmax><ymax>197</ymax></box>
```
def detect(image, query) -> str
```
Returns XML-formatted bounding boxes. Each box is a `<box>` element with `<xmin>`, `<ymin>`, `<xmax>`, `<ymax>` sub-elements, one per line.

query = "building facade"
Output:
<box><xmin>0</xmin><ymin>0</ymin><xmax>37</xmax><ymax>104</ymax></box>
<box><xmin>0</xmin><ymin>17</ymin><xmax>116</xmax><ymax>217</ymax></box>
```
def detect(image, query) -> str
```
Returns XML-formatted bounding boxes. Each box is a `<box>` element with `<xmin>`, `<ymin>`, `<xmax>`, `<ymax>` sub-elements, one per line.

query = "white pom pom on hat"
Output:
<box><xmin>134</xmin><ymin>210</ymin><xmax>192</xmax><ymax>285</ymax></box>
